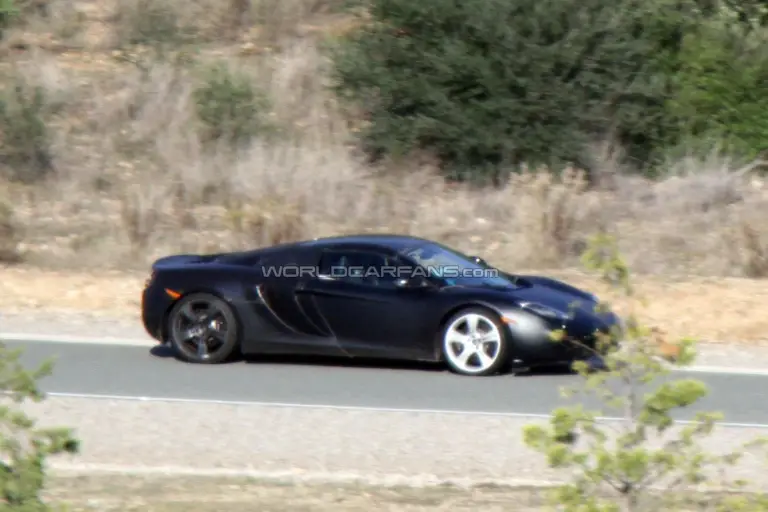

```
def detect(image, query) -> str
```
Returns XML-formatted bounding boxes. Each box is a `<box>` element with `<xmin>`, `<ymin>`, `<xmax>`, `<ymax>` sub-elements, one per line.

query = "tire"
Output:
<box><xmin>440</xmin><ymin>307</ymin><xmax>510</xmax><ymax>376</ymax></box>
<box><xmin>167</xmin><ymin>292</ymin><xmax>240</xmax><ymax>364</ymax></box>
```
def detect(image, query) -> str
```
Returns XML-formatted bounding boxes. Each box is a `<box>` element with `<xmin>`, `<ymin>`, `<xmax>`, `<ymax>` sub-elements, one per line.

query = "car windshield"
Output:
<box><xmin>399</xmin><ymin>242</ymin><xmax>517</xmax><ymax>288</ymax></box>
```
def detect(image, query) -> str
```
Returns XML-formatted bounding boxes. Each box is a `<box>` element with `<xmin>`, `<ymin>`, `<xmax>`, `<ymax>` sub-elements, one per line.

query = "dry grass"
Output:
<box><xmin>43</xmin><ymin>474</ymin><xmax>550</xmax><ymax>511</ymax></box>
<box><xmin>41</xmin><ymin>473</ymin><xmax>768</xmax><ymax>511</ymax></box>
<box><xmin>1</xmin><ymin>0</ymin><xmax>768</xmax><ymax>342</ymax></box>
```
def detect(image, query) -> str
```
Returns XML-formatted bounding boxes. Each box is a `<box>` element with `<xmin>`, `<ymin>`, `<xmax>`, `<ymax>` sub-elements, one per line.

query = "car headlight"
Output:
<box><xmin>519</xmin><ymin>302</ymin><xmax>570</xmax><ymax>321</ymax></box>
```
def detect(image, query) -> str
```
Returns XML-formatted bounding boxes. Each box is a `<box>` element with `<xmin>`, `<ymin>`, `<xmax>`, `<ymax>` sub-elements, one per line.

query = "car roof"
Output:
<box><xmin>300</xmin><ymin>234</ymin><xmax>433</xmax><ymax>250</ymax></box>
<box><xmin>221</xmin><ymin>234</ymin><xmax>435</xmax><ymax>263</ymax></box>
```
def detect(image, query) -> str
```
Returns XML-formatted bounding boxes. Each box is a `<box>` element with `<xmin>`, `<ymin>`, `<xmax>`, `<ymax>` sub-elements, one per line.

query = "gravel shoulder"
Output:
<box><xmin>31</xmin><ymin>397</ymin><xmax>768</xmax><ymax>492</ymax></box>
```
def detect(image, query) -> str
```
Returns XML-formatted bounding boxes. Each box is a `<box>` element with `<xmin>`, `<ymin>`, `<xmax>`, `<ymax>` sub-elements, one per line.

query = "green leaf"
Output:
<box><xmin>521</xmin><ymin>234</ymin><xmax>767</xmax><ymax>509</ymax></box>
<box><xmin>0</xmin><ymin>340</ymin><xmax>80</xmax><ymax>510</ymax></box>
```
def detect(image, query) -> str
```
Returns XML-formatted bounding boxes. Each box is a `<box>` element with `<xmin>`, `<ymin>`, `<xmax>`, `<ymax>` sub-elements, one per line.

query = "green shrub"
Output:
<box><xmin>0</xmin><ymin>79</ymin><xmax>54</xmax><ymax>184</ymax></box>
<box><xmin>331</xmin><ymin>0</ymin><xmax>700</xmax><ymax>183</ymax></box>
<box><xmin>523</xmin><ymin>234</ymin><xmax>768</xmax><ymax>510</ymax></box>
<box><xmin>115</xmin><ymin>0</ymin><xmax>192</xmax><ymax>49</ymax></box>
<box><xmin>0</xmin><ymin>0</ymin><xmax>66</xmax><ymax>34</ymax></box>
<box><xmin>669</xmin><ymin>22</ymin><xmax>768</xmax><ymax>160</ymax></box>
<box><xmin>0</xmin><ymin>0</ymin><xmax>18</xmax><ymax>30</ymax></box>
<box><xmin>193</xmin><ymin>62</ymin><xmax>275</xmax><ymax>148</ymax></box>
<box><xmin>0</xmin><ymin>341</ymin><xmax>79</xmax><ymax>510</ymax></box>
<box><xmin>717</xmin><ymin>0</ymin><xmax>768</xmax><ymax>29</ymax></box>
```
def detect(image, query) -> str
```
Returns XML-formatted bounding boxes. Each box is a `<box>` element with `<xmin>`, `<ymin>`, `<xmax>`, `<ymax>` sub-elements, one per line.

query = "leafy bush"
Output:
<box><xmin>523</xmin><ymin>234</ymin><xmax>768</xmax><ymax>510</ymax></box>
<box><xmin>114</xmin><ymin>0</ymin><xmax>191</xmax><ymax>49</ymax></box>
<box><xmin>0</xmin><ymin>341</ymin><xmax>79</xmax><ymax>510</ymax></box>
<box><xmin>718</xmin><ymin>0</ymin><xmax>768</xmax><ymax>28</ymax></box>
<box><xmin>669</xmin><ymin>22</ymin><xmax>768</xmax><ymax>160</ymax></box>
<box><xmin>0</xmin><ymin>0</ymin><xmax>66</xmax><ymax>34</ymax></box>
<box><xmin>0</xmin><ymin>0</ymin><xmax>19</xmax><ymax>34</ymax></box>
<box><xmin>193</xmin><ymin>62</ymin><xmax>275</xmax><ymax>147</ymax></box>
<box><xmin>0</xmin><ymin>79</ymin><xmax>54</xmax><ymax>183</ymax></box>
<box><xmin>331</xmin><ymin>0</ymin><xmax>699</xmax><ymax>182</ymax></box>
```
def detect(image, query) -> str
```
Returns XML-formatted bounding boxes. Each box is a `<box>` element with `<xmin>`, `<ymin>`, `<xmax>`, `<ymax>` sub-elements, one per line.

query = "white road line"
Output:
<box><xmin>676</xmin><ymin>366</ymin><xmax>768</xmax><ymax>376</ymax></box>
<box><xmin>0</xmin><ymin>332</ymin><xmax>153</xmax><ymax>346</ymax></box>
<box><xmin>46</xmin><ymin>391</ymin><xmax>768</xmax><ymax>429</ymax></box>
<box><xmin>5</xmin><ymin>332</ymin><xmax>768</xmax><ymax>376</ymax></box>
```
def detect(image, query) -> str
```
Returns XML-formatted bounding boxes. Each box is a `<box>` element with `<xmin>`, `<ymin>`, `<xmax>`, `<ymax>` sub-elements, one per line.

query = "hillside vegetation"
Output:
<box><xmin>0</xmin><ymin>0</ymin><xmax>767</xmax><ymax>277</ymax></box>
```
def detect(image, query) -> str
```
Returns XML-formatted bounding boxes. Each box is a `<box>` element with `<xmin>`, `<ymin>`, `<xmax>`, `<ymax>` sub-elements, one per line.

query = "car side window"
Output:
<box><xmin>319</xmin><ymin>250</ymin><xmax>397</xmax><ymax>288</ymax></box>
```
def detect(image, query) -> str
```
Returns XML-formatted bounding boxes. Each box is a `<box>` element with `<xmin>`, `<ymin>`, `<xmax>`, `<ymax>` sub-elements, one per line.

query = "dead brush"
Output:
<box><xmin>111</xmin><ymin>0</ymin><xmax>192</xmax><ymax>49</ymax></box>
<box><xmin>740</xmin><ymin>222</ymin><xmax>768</xmax><ymax>278</ymax></box>
<box><xmin>117</xmin><ymin>182</ymin><xmax>166</xmax><ymax>255</ymax></box>
<box><xmin>247</xmin><ymin>0</ymin><xmax>342</xmax><ymax>48</ymax></box>
<box><xmin>731</xmin><ymin>213</ymin><xmax>768</xmax><ymax>278</ymax></box>
<box><xmin>715</xmin><ymin>181</ymin><xmax>768</xmax><ymax>277</ymax></box>
<box><xmin>0</xmin><ymin>195</ymin><xmax>23</xmax><ymax>263</ymax></box>
<box><xmin>222</xmin><ymin>0</ymin><xmax>252</xmax><ymax>38</ymax></box>
<box><xmin>363</xmin><ymin>170</ymin><xmax>443</xmax><ymax>234</ymax></box>
<box><xmin>510</xmin><ymin>167</ymin><xmax>589</xmax><ymax>267</ymax></box>
<box><xmin>166</xmin><ymin>179</ymin><xmax>200</xmax><ymax>230</ymax></box>
<box><xmin>225</xmin><ymin>193</ymin><xmax>306</xmax><ymax>247</ymax></box>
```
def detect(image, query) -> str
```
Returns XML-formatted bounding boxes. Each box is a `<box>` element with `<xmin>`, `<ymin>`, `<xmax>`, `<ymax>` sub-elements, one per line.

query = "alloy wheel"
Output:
<box><xmin>443</xmin><ymin>312</ymin><xmax>503</xmax><ymax>374</ymax></box>
<box><xmin>171</xmin><ymin>297</ymin><xmax>231</xmax><ymax>361</ymax></box>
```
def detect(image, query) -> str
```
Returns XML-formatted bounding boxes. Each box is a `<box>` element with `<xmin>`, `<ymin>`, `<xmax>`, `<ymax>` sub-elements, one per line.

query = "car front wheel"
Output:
<box><xmin>441</xmin><ymin>307</ymin><xmax>509</xmax><ymax>376</ymax></box>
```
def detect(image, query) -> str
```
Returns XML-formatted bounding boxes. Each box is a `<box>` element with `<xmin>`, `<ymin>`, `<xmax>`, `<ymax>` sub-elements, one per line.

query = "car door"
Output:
<box><xmin>240</xmin><ymin>248</ymin><xmax>343</xmax><ymax>355</ymax></box>
<box><xmin>299</xmin><ymin>248</ymin><xmax>439</xmax><ymax>360</ymax></box>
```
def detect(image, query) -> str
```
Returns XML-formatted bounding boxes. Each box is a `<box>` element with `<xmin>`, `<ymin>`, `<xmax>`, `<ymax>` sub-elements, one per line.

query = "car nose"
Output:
<box><xmin>565</xmin><ymin>306</ymin><xmax>619</xmax><ymax>339</ymax></box>
<box><xmin>599</xmin><ymin>310</ymin><xmax>623</xmax><ymax>332</ymax></box>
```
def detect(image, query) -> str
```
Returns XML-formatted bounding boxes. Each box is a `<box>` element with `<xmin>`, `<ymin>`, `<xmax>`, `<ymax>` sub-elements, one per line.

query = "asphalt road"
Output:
<box><xmin>10</xmin><ymin>341</ymin><xmax>768</xmax><ymax>425</ymax></box>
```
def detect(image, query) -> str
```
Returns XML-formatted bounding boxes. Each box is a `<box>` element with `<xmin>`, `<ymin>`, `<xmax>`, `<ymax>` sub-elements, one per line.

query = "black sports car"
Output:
<box><xmin>141</xmin><ymin>234</ymin><xmax>621</xmax><ymax>376</ymax></box>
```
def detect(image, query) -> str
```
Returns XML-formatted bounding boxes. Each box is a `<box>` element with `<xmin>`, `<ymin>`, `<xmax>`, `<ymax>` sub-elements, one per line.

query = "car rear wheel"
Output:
<box><xmin>167</xmin><ymin>292</ymin><xmax>239</xmax><ymax>364</ymax></box>
<box><xmin>441</xmin><ymin>308</ymin><xmax>509</xmax><ymax>376</ymax></box>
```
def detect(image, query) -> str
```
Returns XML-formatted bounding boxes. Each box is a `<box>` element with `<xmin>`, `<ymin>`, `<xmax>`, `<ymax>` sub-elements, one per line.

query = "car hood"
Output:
<box><xmin>444</xmin><ymin>273</ymin><xmax>611</xmax><ymax>321</ymax></box>
<box><xmin>505</xmin><ymin>274</ymin><xmax>597</xmax><ymax>312</ymax></box>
